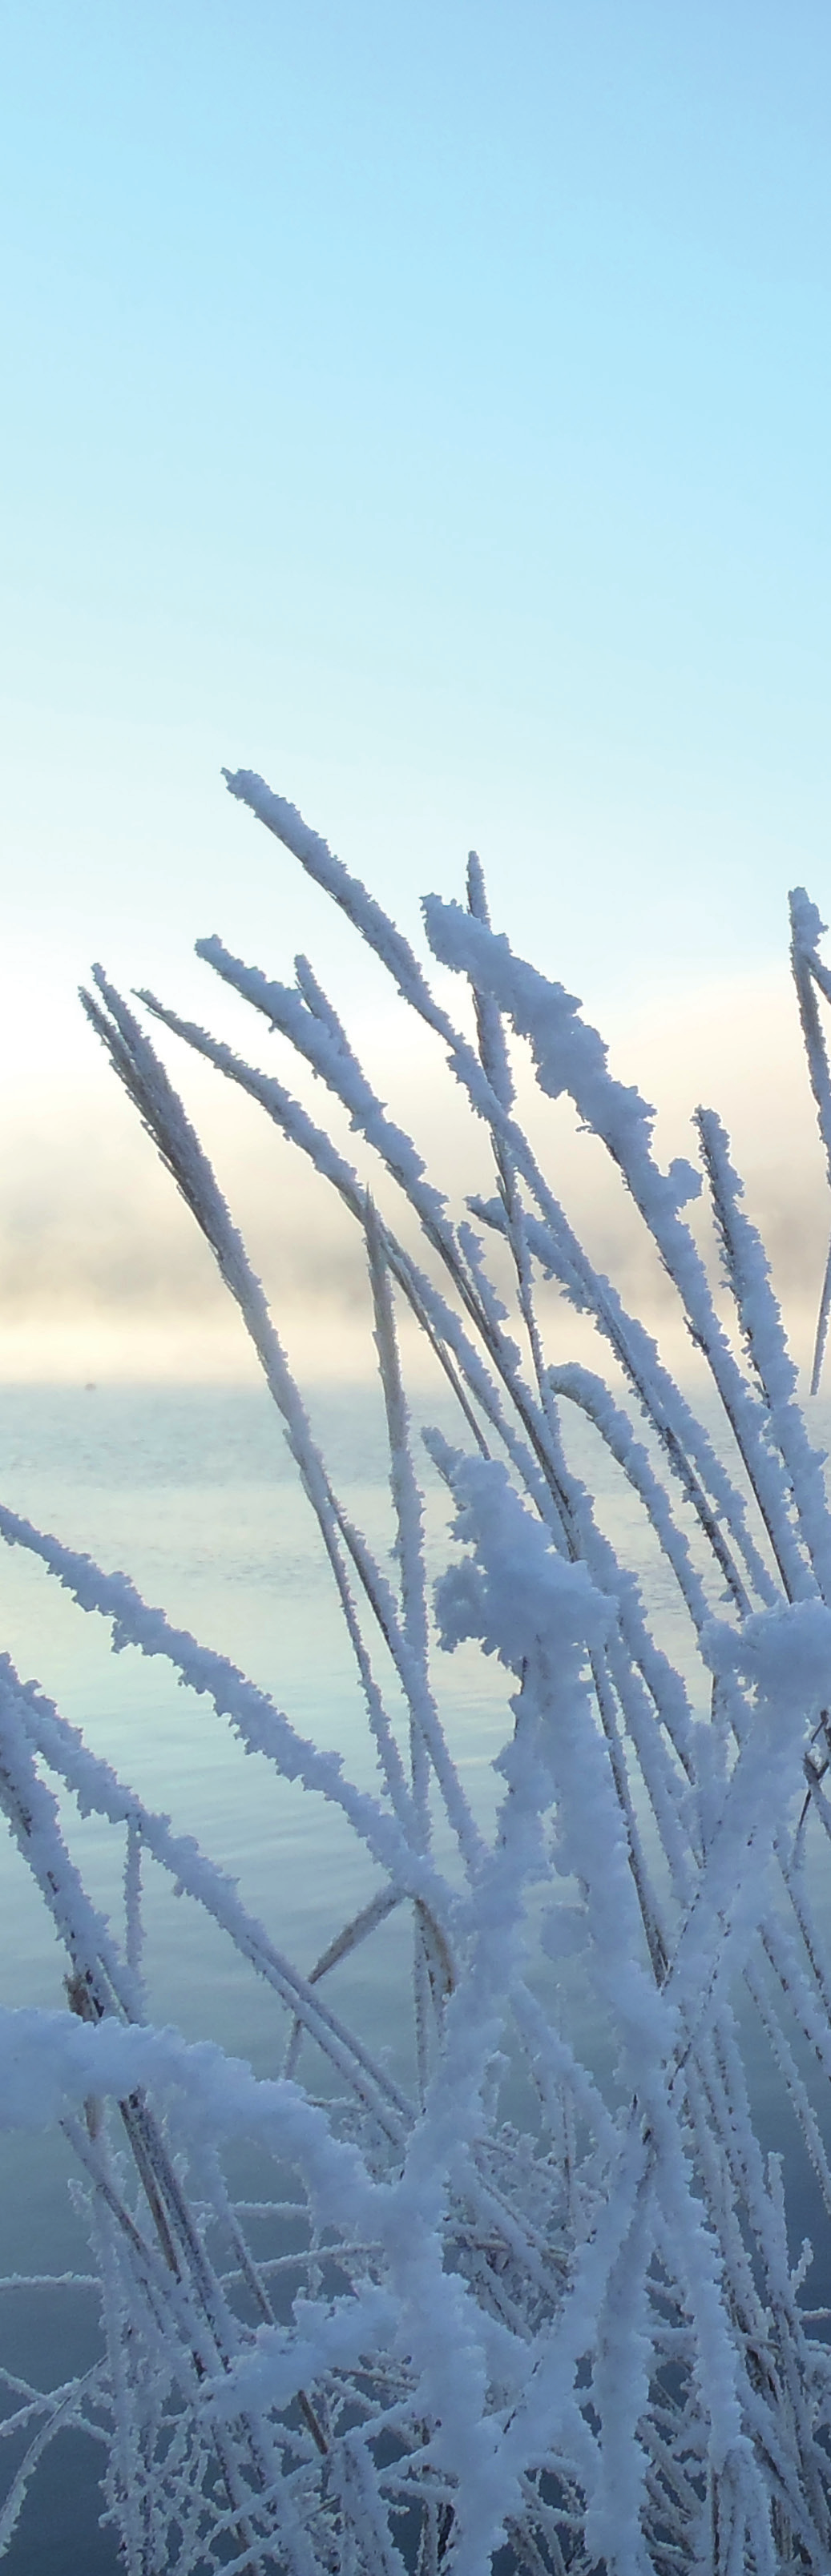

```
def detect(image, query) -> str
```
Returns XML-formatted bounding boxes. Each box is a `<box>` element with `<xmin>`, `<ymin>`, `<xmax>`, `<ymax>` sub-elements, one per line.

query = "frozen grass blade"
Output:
<box><xmin>4</xmin><ymin>784</ymin><xmax>831</xmax><ymax>2566</ymax></box>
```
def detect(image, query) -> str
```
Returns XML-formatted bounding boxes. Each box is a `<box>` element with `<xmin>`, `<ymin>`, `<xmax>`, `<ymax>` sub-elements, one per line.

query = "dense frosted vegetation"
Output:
<box><xmin>3</xmin><ymin>778</ymin><xmax>831</xmax><ymax>2570</ymax></box>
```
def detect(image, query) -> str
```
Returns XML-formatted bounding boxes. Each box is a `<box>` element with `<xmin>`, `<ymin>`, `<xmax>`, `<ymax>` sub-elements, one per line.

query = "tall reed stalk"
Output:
<box><xmin>2</xmin><ymin>782</ymin><xmax>831</xmax><ymax>2572</ymax></box>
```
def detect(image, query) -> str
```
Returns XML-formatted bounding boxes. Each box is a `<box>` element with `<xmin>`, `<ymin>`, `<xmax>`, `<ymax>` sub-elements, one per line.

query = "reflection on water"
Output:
<box><xmin>0</xmin><ymin>1381</ymin><xmax>512</xmax><ymax>2570</ymax></box>
<box><xmin>1</xmin><ymin>1379</ymin><xmax>830</xmax><ymax>2568</ymax></box>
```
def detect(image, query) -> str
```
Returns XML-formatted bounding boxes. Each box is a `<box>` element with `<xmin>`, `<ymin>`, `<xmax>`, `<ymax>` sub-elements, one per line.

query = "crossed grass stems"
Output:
<box><xmin>2</xmin><ymin>780</ymin><xmax>831</xmax><ymax>2568</ymax></box>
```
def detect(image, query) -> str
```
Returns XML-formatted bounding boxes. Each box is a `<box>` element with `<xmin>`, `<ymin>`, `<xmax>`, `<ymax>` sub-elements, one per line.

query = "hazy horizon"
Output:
<box><xmin>2</xmin><ymin>939</ymin><xmax>828</xmax><ymax>1391</ymax></box>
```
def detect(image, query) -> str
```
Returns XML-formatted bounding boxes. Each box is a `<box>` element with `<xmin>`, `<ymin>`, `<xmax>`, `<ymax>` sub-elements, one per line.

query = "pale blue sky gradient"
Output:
<box><xmin>3</xmin><ymin>0</ymin><xmax>831</xmax><ymax>1041</ymax></box>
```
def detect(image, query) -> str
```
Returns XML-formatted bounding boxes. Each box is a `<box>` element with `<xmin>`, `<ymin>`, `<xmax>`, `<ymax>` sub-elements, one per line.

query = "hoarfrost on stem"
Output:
<box><xmin>2</xmin><ymin>779</ymin><xmax>831</xmax><ymax>2570</ymax></box>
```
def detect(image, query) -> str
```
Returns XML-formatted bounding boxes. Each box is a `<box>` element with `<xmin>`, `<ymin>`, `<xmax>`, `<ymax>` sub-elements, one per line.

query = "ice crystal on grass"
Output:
<box><xmin>3</xmin><ymin>787</ymin><xmax>831</xmax><ymax>2569</ymax></box>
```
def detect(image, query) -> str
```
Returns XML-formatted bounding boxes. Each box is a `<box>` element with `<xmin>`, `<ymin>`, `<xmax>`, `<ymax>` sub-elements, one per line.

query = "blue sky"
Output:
<box><xmin>3</xmin><ymin>2</ymin><xmax>831</xmax><ymax>994</ymax></box>
<box><xmin>2</xmin><ymin>2</ymin><xmax>831</xmax><ymax>1370</ymax></box>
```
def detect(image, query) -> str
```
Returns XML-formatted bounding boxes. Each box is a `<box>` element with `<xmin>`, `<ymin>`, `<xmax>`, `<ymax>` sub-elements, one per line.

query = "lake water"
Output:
<box><xmin>0</xmin><ymin>1379</ymin><xmax>516</xmax><ymax>2572</ymax></box>
<box><xmin>1</xmin><ymin>1378</ymin><xmax>830</xmax><ymax>2569</ymax></box>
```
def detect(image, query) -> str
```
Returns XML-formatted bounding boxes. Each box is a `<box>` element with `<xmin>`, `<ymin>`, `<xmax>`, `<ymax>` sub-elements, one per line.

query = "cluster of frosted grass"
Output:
<box><xmin>3</xmin><ymin>778</ymin><xmax>831</xmax><ymax>2571</ymax></box>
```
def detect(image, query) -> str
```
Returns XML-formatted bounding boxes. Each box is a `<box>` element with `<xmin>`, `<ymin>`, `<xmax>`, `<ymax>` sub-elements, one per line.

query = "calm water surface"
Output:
<box><xmin>1</xmin><ymin>1379</ymin><xmax>829</xmax><ymax>2569</ymax></box>
<box><xmin>0</xmin><ymin>1380</ymin><xmax>511</xmax><ymax>2570</ymax></box>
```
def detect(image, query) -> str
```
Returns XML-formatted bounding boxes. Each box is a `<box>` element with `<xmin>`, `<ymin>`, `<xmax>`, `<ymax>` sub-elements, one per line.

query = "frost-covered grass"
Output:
<box><xmin>4</xmin><ymin>783</ymin><xmax>831</xmax><ymax>2570</ymax></box>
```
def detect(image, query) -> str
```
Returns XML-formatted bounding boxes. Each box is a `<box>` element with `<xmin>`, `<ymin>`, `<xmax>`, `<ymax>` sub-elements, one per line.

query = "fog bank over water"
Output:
<box><xmin>0</xmin><ymin>954</ymin><xmax>826</xmax><ymax>1388</ymax></box>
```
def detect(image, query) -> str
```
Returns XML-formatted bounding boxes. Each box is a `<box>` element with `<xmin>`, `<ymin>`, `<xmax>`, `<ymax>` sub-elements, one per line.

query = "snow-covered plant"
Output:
<box><xmin>4</xmin><ymin>779</ymin><xmax>831</xmax><ymax>2571</ymax></box>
